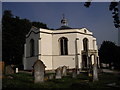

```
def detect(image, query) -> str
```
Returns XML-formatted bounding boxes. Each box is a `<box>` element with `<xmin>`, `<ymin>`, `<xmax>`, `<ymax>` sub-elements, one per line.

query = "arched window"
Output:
<box><xmin>30</xmin><ymin>39</ymin><xmax>34</xmax><ymax>57</ymax></box>
<box><xmin>83</xmin><ymin>38</ymin><xmax>88</xmax><ymax>51</ymax></box>
<box><xmin>59</xmin><ymin>37</ymin><xmax>68</xmax><ymax>55</ymax></box>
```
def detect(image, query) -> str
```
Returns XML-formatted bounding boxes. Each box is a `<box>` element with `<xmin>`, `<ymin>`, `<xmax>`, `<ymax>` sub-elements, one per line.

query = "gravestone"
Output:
<box><xmin>72</xmin><ymin>69</ymin><xmax>77</xmax><ymax>78</ymax></box>
<box><xmin>5</xmin><ymin>65</ymin><xmax>14</xmax><ymax>75</ymax></box>
<box><xmin>55</xmin><ymin>67</ymin><xmax>62</xmax><ymax>79</ymax></box>
<box><xmin>33</xmin><ymin>60</ymin><xmax>46</xmax><ymax>83</ymax></box>
<box><xmin>93</xmin><ymin>64</ymin><xmax>98</xmax><ymax>81</ymax></box>
<box><xmin>48</xmin><ymin>74</ymin><xmax>54</xmax><ymax>80</ymax></box>
<box><xmin>62</xmin><ymin>66</ymin><xmax>67</xmax><ymax>76</ymax></box>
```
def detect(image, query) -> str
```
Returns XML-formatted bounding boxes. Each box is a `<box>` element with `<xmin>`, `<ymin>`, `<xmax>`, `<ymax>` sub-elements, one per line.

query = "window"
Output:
<box><xmin>84</xmin><ymin>29</ymin><xmax>86</xmax><ymax>33</ymax></box>
<box><xmin>83</xmin><ymin>38</ymin><xmax>88</xmax><ymax>51</ymax></box>
<box><xmin>59</xmin><ymin>37</ymin><xmax>68</xmax><ymax>55</ymax></box>
<box><xmin>30</xmin><ymin>39</ymin><xmax>34</xmax><ymax>57</ymax></box>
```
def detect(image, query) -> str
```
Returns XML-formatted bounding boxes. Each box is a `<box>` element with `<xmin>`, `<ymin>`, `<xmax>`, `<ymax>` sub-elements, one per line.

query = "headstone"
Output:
<box><xmin>5</xmin><ymin>65</ymin><xmax>14</xmax><ymax>75</ymax></box>
<box><xmin>48</xmin><ymin>74</ymin><xmax>54</xmax><ymax>80</ymax></box>
<box><xmin>55</xmin><ymin>67</ymin><xmax>62</xmax><ymax>79</ymax></box>
<box><xmin>72</xmin><ymin>69</ymin><xmax>77</xmax><ymax>78</ymax></box>
<box><xmin>93</xmin><ymin>64</ymin><xmax>98</xmax><ymax>81</ymax></box>
<box><xmin>77</xmin><ymin>69</ymin><xmax>80</xmax><ymax>75</ymax></box>
<box><xmin>33</xmin><ymin>60</ymin><xmax>46</xmax><ymax>83</ymax></box>
<box><xmin>62</xmin><ymin>66</ymin><xmax>67</xmax><ymax>76</ymax></box>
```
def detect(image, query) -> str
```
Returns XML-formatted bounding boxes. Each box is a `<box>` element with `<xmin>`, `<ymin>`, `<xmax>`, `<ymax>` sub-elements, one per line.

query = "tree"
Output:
<box><xmin>2</xmin><ymin>10</ymin><xmax>32</xmax><ymax>66</ymax></box>
<box><xmin>2</xmin><ymin>10</ymin><xmax>48</xmax><ymax>68</ymax></box>
<box><xmin>32</xmin><ymin>22</ymin><xmax>48</xmax><ymax>29</ymax></box>
<box><xmin>99</xmin><ymin>41</ymin><xmax>120</xmax><ymax>69</ymax></box>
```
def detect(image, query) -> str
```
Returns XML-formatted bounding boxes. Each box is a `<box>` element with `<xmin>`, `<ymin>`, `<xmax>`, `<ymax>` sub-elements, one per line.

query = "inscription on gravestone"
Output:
<box><xmin>33</xmin><ymin>60</ymin><xmax>46</xmax><ymax>83</ymax></box>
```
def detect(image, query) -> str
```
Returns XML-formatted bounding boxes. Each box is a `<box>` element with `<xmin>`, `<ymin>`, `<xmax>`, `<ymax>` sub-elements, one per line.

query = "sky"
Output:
<box><xmin>2</xmin><ymin>2</ymin><xmax>119</xmax><ymax>48</ymax></box>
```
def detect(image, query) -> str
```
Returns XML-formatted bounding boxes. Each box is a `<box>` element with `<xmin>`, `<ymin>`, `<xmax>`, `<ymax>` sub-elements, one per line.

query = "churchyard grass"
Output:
<box><xmin>2</xmin><ymin>72</ymin><xmax>120</xmax><ymax>89</ymax></box>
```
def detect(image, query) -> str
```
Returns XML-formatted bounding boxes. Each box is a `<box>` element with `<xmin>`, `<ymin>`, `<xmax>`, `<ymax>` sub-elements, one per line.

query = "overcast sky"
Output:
<box><xmin>2</xmin><ymin>2</ymin><xmax>118</xmax><ymax>48</ymax></box>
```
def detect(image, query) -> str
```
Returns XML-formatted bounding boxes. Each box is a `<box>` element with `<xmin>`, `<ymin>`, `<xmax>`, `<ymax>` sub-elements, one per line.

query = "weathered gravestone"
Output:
<box><xmin>93</xmin><ymin>64</ymin><xmax>98</xmax><ymax>81</ymax></box>
<box><xmin>62</xmin><ymin>66</ymin><xmax>67</xmax><ymax>76</ymax></box>
<box><xmin>48</xmin><ymin>74</ymin><xmax>54</xmax><ymax>80</ymax></box>
<box><xmin>55</xmin><ymin>67</ymin><xmax>62</xmax><ymax>79</ymax></box>
<box><xmin>33</xmin><ymin>60</ymin><xmax>46</xmax><ymax>83</ymax></box>
<box><xmin>5</xmin><ymin>65</ymin><xmax>14</xmax><ymax>75</ymax></box>
<box><xmin>72</xmin><ymin>68</ymin><xmax>77</xmax><ymax>78</ymax></box>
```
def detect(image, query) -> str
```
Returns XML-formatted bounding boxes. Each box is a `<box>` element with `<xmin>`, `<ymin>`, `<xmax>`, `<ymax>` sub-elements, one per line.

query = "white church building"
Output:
<box><xmin>23</xmin><ymin>16</ymin><xmax>99</xmax><ymax>70</ymax></box>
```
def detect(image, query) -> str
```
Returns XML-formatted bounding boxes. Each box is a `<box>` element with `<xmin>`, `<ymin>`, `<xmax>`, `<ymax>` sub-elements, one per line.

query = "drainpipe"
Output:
<box><xmin>39</xmin><ymin>38</ymin><xmax>41</xmax><ymax>60</ymax></box>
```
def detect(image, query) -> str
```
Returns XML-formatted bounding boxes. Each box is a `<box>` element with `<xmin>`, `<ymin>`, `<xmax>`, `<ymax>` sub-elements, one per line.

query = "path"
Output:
<box><xmin>102</xmin><ymin>69</ymin><xmax>120</xmax><ymax>74</ymax></box>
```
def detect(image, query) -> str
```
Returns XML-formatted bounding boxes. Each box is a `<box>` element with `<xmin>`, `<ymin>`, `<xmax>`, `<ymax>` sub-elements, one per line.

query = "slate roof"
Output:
<box><xmin>57</xmin><ymin>25</ymin><xmax>72</xmax><ymax>30</ymax></box>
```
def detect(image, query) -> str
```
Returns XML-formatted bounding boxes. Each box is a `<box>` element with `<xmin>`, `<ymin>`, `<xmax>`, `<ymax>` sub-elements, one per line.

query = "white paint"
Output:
<box><xmin>23</xmin><ymin>27</ymin><xmax>99</xmax><ymax>70</ymax></box>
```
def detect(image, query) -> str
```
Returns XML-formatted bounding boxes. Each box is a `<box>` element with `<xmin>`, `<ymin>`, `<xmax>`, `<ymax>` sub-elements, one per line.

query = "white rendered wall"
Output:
<box><xmin>40</xmin><ymin>29</ymin><xmax>53</xmax><ymax>70</ymax></box>
<box><xmin>52</xmin><ymin>33</ymin><xmax>77</xmax><ymax>69</ymax></box>
<box><xmin>40</xmin><ymin>33</ymin><xmax>52</xmax><ymax>55</ymax></box>
<box><xmin>53</xmin><ymin>56</ymin><xmax>75</xmax><ymax>69</ymax></box>
<box><xmin>52</xmin><ymin>33</ymin><xmax>77</xmax><ymax>55</ymax></box>
<box><xmin>23</xmin><ymin>28</ymin><xmax>99</xmax><ymax>70</ymax></box>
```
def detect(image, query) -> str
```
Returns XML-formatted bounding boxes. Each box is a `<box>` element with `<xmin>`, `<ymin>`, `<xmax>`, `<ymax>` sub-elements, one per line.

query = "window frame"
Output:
<box><xmin>59</xmin><ymin>37</ymin><xmax>68</xmax><ymax>55</ymax></box>
<box><xmin>30</xmin><ymin>39</ymin><xmax>35</xmax><ymax>57</ymax></box>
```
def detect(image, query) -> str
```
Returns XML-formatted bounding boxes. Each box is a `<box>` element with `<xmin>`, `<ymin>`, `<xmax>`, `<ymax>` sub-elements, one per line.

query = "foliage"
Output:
<box><xmin>2</xmin><ymin>10</ymin><xmax>48</xmax><ymax>66</ymax></box>
<box><xmin>84</xmin><ymin>0</ymin><xmax>92</xmax><ymax>8</ymax></box>
<box><xmin>109</xmin><ymin>2</ymin><xmax>120</xmax><ymax>28</ymax></box>
<box><xmin>99</xmin><ymin>41</ymin><xmax>120</xmax><ymax>69</ymax></box>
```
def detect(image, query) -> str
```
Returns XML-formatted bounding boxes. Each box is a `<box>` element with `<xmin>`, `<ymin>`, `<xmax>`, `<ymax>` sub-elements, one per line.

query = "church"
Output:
<box><xmin>23</xmin><ymin>16</ymin><xmax>99</xmax><ymax>70</ymax></box>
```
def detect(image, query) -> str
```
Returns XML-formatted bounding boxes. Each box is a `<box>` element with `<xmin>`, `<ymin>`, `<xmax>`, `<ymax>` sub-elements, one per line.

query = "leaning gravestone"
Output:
<box><xmin>55</xmin><ymin>67</ymin><xmax>62</xmax><ymax>79</ymax></box>
<box><xmin>62</xmin><ymin>66</ymin><xmax>67</xmax><ymax>76</ymax></box>
<box><xmin>33</xmin><ymin>60</ymin><xmax>46</xmax><ymax>83</ymax></box>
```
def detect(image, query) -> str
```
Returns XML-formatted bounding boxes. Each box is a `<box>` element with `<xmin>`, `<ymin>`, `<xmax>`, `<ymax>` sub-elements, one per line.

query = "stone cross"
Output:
<box><xmin>55</xmin><ymin>67</ymin><xmax>62</xmax><ymax>79</ymax></box>
<box><xmin>33</xmin><ymin>60</ymin><xmax>46</xmax><ymax>83</ymax></box>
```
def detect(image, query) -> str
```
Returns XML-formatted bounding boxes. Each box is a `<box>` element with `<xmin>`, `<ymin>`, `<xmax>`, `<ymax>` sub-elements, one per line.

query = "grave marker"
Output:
<box><xmin>55</xmin><ymin>67</ymin><xmax>62</xmax><ymax>79</ymax></box>
<box><xmin>33</xmin><ymin>60</ymin><xmax>46</xmax><ymax>83</ymax></box>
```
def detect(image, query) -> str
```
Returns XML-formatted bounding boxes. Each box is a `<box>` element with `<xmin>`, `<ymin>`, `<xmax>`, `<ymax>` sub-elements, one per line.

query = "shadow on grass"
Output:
<box><xmin>2</xmin><ymin>72</ymin><xmax>120</xmax><ymax>89</ymax></box>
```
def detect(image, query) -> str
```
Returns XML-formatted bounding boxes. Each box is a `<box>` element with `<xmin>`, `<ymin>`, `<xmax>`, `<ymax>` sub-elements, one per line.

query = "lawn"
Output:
<box><xmin>2</xmin><ymin>71</ymin><xmax>120</xmax><ymax>89</ymax></box>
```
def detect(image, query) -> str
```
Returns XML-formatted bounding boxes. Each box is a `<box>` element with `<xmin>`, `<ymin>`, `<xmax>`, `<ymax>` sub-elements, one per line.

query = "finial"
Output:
<box><xmin>61</xmin><ymin>14</ymin><xmax>68</xmax><ymax>26</ymax></box>
<box><xmin>62</xmin><ymin>13</ymin><xmax>65</xmax><ymax>19</ymax></box>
